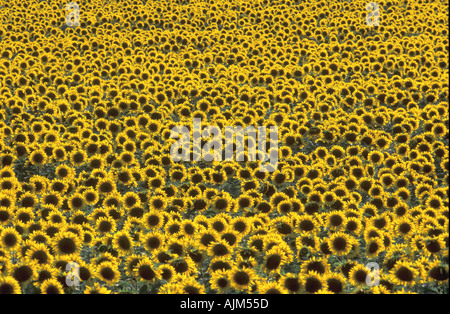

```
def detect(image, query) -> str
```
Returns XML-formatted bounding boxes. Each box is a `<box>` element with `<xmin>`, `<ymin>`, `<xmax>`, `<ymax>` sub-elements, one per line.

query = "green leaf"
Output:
<box><xmin>139</xmin><ymin>284</ymin><xmax>149</xmax><ymax>294</ymax></box>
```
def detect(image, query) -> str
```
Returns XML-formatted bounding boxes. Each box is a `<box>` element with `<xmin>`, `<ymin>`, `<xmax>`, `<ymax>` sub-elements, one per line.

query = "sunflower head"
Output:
<box><xmin>0</xmin><ymin>276</ymin><xmax>21</xmax><ymax>294</ymax></box>
<box><xmin>328</xmin><ymin>232</ymin><xmax>355</xmax><ymax>256</ymax></box>
<box><xmin>302</xmin><ymin>271</ymin><xmax>326</xmax><ymax>294</ymax></box>
<box><xmin>229</xmin><ymin>267</ymin><xmax>256</xmax><ymax>292</ymax></box>
<box><xmin>389</xmin><ymin>261</ymin><xmax>419</xmax><ymax>286</ymax></box>
<box><xmin>51</xmin><ymin>231</ymin><xmax>81</xmax><ymax>258</ymax></box>
<box><xmin>95</xmin><ymin>261</ymin><xmax>121</xmax><ymax>285</ymax></box>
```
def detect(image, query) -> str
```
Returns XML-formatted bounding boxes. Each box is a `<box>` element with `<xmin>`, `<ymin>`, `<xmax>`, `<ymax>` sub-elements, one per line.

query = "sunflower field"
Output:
<box><xmin>0</xmin><ymin>0</ymin><xmax>448</xmax><ymax>295</ymax></box>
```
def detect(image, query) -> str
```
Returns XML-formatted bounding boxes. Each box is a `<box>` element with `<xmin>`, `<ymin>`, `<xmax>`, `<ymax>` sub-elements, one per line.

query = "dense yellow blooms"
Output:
<box><xmin>0</xmin><ymin>0</ymin><xmax>448</xmax><ymax>294</ymax></box>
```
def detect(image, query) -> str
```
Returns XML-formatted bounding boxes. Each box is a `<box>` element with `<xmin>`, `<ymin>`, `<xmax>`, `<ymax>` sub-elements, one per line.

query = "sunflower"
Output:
<box><xmin>123</xmin><ymin>254</ymin><xmax>144</xmax><ymax>278</ymax></box>
<box><xmin>0</xmin><ymin>191</ymin><xmax>15</xmax><ymax>209</ymax></box>
<box><xmin>84</xmin><ymin>282</ymin><xmax>112</xmax><ymax>294</ymax></box>
<box><xmin>94</xmin><ymin>260</ymin><xmax>119</xmax><ymax>286</ymax></box>
<box><xmin>70</xmin><ymin>150</ymin><xmax>87</xmax><ymax>166</ymax></box>
<box><xmin>380</xmin><ymin>173</ymin><xmax>396</xmax><ymax>189</ymax></box>
<box><xmin>54</xmin><ymin>164</ymin><xmax>75</xmax><ymax>181</ymax></box>
<box><xmin>296</xmin><ymin>233</ymin><xmax>319</xmax><ymax>257</ymax></box>
<box><xmin>290</xmin><ymin>198</ymin><xmax>304</xmax><ymax>213</ymax></box>
<box><xmin>210</xmin><ymin>269</ymin><xmax>232</xmax><ymax>293</ymax></box>
<box><xmin>260</xmin><ymin>245</ymin><xmax>289</xmax><ymax>274</ymax></box>
<box><xmin>11</xmin><ymin>263</ymin><xmax>37</xmax><ymax>285</ymax></box>
<box><xmin>258</xmin><ymin>281</ymin><xmax>289</xmax><ymax>294</ymax></box>
<box><xmin>18</xmin><ymin>192</ymin><xmax>38</xmax><ymax>209</ymax></box>
<box><xmin>149</xmin><ymin>195</ymin><xmax>168</xmax><ymax>211</ymax></box>
<box><xmin>0</xmin><ymin>276</ymin><xmax>21</xmax><ymax>294</ymax></box>
<box><xmin>365</xmin><ymin>237</ymin><xmax>385</xmax><ymax>259</ymax></box>
<box><xmin>207</xmin><ymin>215</ymin><xmax>227</xmax><ymax>235</ymax></box>
<box><xmin>115</xmin><ymin>167</ymin><xmax>134</xmax><ymax>186</ymax></box>
<box><xmin>164</xmin><ymin>237</ymin><xmax>187</xmax><ymax>257</ymax></box>
<box><xmin>321</xmin><ymin>190</ymin><xmax>336</xmax><ymax>205</ymax></box>
<box><xmin>140</xmin><ymin>209</ymin><xmax>164</xmax><ymax>230</ymax></box>
<box><xmin>229</xmin><ymin>267</ymin><xmax>256</xmax><ymax>292</ymax></box>
<box><xmin>66</xmin><ymin>193</ymin><xmax>86</xmax><ymax>211</ymax></box>
<box><xmin>112</xmin><ymin>230</ymin><xmax>134</xmax><ymax>255</ymax></box>
<box><xmin>82</xmin><ymin>188</ymin><xmax>99</xmax><ymax>206</ymax></box>
<box><xmin>301</xmin><ymin>257</ymin><xmax>330</xmax><ymax>276</ymax></box>
<box><xmin>15</xmin><ymin>208</ymin><xmax>36</xmax><ymax>231</ymax></box>
<box><xmin>423</xmin><ymin>236</ymin><xmax>446</xmax><ymax>256</ymax></box>
<box><xmin>426</xmin><ymin>260</ymin><xmax>449</xmax><ymax>282</ymax></box>
<box><xmin>51</xmin><ymin>231</ymin><xmax>81</xmax><ymax>258</ymax></box>
<box><xmin>393</xmin><ymin>184</ymin><xmax>411</xmax><ymax>201</ymax></box>
<box><xmin>88</xmin><ymin>207</ymin><xmax>109</xmax><ymax>223</ymax></box>
<box><xmin>242</xmin><ymin>234</ymin><xmax>263</xmax><ymax>256</ymax></box>
<box><xmin>95</xmin><ymin>216</ymin><xmax>117</xmax><ymax>235</ymax></box>
<box><xmin>259</xmin><ymin>233</ymin><xmax>283</xmax><ymax>253</ymax></box>
<box><xmin>368</xmin><ymin>213</ymin><xmax>391</xmax><ymax>230</ymax></box>
<box><xmin>73</xmin><ymin>260</ymin><xmax>93</xmax><ymax>285</ymax></box>
<box><xmin>393</xmin><ymin>217</ymin><xmax>415</xmax><ymax>238</ymax></box>
<box><xmin>0</xmin><ymin>227</ymin><xmax>21</xmax><ymax>251</ymax></box>
<box><xmin>431</xmin><ymin>122</ymin><xmax>447</xmax><ymax>138</ymax></box>
<box><xmin>416</xmin><ymin>182</ymin><xmax>433</xmax><ymax>199</ymax></box>
<box><xmin>140</xmin><ymin>231</ymin><xmax>164</xmax><ymax>252</ymax></box>
<box><xmin>324</xmin><ymin>273</ymin><xmax>346</xmax><ymax>294</ymax></box>
<box><xmin>230</xmin><ymin>216</ymin><xmax>251</xmax><ymax>236</ymax></box>
<box><xmin>40</xmin><ymin>278</ymin><xmax>64</xmax><ymax>294</ymax></box>
<box><xmin>342</xmin><ymin>175</ymin><xmax>358</xmax><ymax>192</ymax></box>
<box><xmin>370</xmin><ymin>274</ymin><xmax>391</xmax><ymax>293</ymax></box>
<box><xmin>296</xmin><ymin>216</ymin><xmax>317</xmax><ymax>235</ymax></box>
<box><xmin>96</xmin><ymin>177</ymin><xmax>116</xmax><ymax>194</ymax></box>
<box><xmin>207</xmin><ymin>250</ymin><xmax>237</xmax><ymax>272</ymax></box>
<box><xmin>0</xmin><ymin>206</ymin><xmax>12</xmax><ymax>226</ymax></box>
<box><xmin>29</xmin><ymin>149</ymin><xmax>48</xmax><ymax>166</ymax></box>
<box><xmin>148</xmin><ymin>175</ymin><xmax>165</xmax><ymax>189</ymax></box>
<box><xmin>367</xmin><ymin>150</ymin><xmax>384</xmax><ymax>164</ymax></box>
<box><xmin>158</xmin><ymin>281</ymin><xmax>183</xmax><ymax>294</ymax></box>
<box><xmin>164</xmin><ymin>218</ymin><xmax>183</xmax><ymax>236</ymax></box>
<box><xmin>236</xmin><ymin>194</ymin><xmax>254</xmax><ymax>211</ymax></box>
<box><xmin>302</xmin><ymin>271</ymin><xmax>326</xmax><ymax>294</ymax></box>
<box><xmin>274</xmin><ymin>199</ymin><xmax>293</xmax><ymax>214</ymax></box>
<box><xmin>212</xmin><ymin>194</ymin><xmax>234</xmax><ymax>213</ymax></box>
<box><xmin>25</xmin><ymin>243</ymin><xmax>53</xmax><ymax>265</ymax></box>
<box><xmin>48</xmin><ymin>145</ymin><xmax>66</xmax><ymax>162</ymax></box>
<box><xmin>151</xmin><ymin>262</ymin><xmax>174</xmax><ymax>283</ymax></box>
<box><xmin>426</xmin><ymin>194</ymin><xmax>445</xmax><ymax>211</ymax></box>
<box><xmin>169</xmin><ymin>166</ymin><xmax>187</xmax><ymax>182</ymax></box>
<box><xmin>278</xmin><ymin>273</ymin><xmax>303</xmax><ymax>294</ymax></box>
<box><xmin>216</xmin><ymin>224</ymin><xmax>241</xmax><ymax>246</ymax></box>
<box><xmin>178</xmin><ymin>275</ymin><xmax>206</xmax><ymax>294</ymax></box>
<box><xmin>389</xmin><ymin>261</ymin><xmax>419</xmax><ymax>286</ymax></box>
<box><xmin>328</xmin><ymin>232</ymin><xmax>355</xmax><ymax>256</ymax></box>
<box><xmin>17</xmin><ymin>239</ymin><xmax>35</xmax><ymax>261</ymax></box>
<box><xmin>348</xmin><ymin>264</ymin><xmax>372</xmax><ymax>287</ymax></box>
<box><xmin>34</xmin><ymin>264</ymin><xmax>59</xmax><ymax>287</ymax></box>
<box><xmin>170</xmin><ymin>256</ymin><xmax>196</xmax><ymax>275</ymax></box>
<box><xmin>343</xmin><ymin>217</ymin><xmax>362</xmax><ymax>235</ymax></box>
<box><xmin>49</xmin><ymin>179</ymin><xmax>69</xmax><ymax>195</ymax></box>
<box><xmin>364</xmin><ymin>224</ymin><xmax>386</xmax><ymax>241</ymax></box>
<box><xmin>326</xmin><ymin>211</ymin><xmax>346</xmax><ymax>230</ymax></box>
<box><xmin>102</xmin><ymin>192</ymin><xmax>122</xmax><ymax>211</ymax></box>
<box><xmin>122</xmin><ymin>191</ymin><xmax>141</xmax><ymax>210</ymax></box>
<box><xmin>0</xmin><ymin>255</ymin><xmax>12</xmax><ymax>277</ymax></box>
<box><xmin>62</xmin><ymin>223</ymin><xmax>84</xmax><ymax>239</ymax></box>
<box><xmin>206</xmin><ymin>239</ymin><xmax>232</xmax><ymax>259</ymax></box>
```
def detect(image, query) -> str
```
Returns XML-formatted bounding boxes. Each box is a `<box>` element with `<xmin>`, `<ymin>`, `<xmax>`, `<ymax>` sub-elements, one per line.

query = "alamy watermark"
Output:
<box><xmin>170</xmin><ymin>118</ymin><xmax>279</xmax><ymax>172</ymax></box>
<box><xmin>365</xmin><ymin>262</ymin><xmax>380</xmax><ymax>286</ymax></box>
<box><xmin>65</xmin><ymin>261</ymin><xmax>80</xmax><ymax>287</ymax></box>
<box><xmin>65</xmin><ymin>2</ymin><xmax>80</xmax><ymax>27</ymax></box>
<box><xmin>366</xmin><ymin>2</ymin><xmax>380</xmax><ymax>26</ymax></box>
